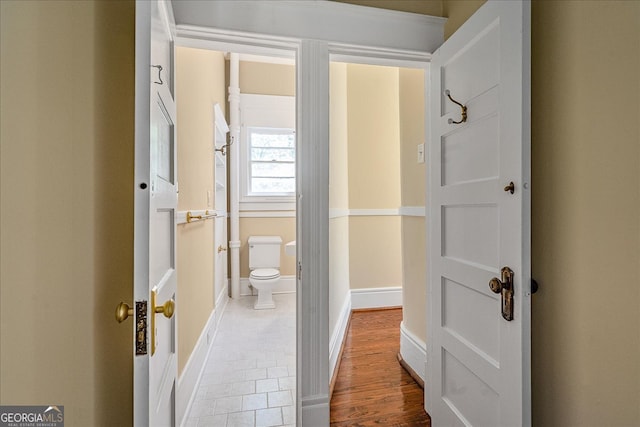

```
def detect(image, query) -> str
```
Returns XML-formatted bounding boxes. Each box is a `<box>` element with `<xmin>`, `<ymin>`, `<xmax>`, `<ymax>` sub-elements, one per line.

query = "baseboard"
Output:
<box><xmin>239</xmin><ymin>275</ymin><xmax>296</xmax><ymax>296</ymax></box>
<box><xmin>329</xmin><ymin>295</ymin><xmax>351</xmax><ymax>393</ymax></box>
<box><xmin>350</xmin><ymin>286</ymin><xmax>402</xmax><ymax>309</ymax></box>
<box><xmin>399</xmin><ymin>321</ymin><xmax>426</xmax><ymax>385</ymax></box>
<box><xmin>300</xmin><ymin>396</ymin><xmax>330</xmax><ymax>426</ymax></box>
<box><xmin>177</xmin><ymin>297</ymin><xmax>228</xmax><ymax>427</ymax></box>
<box><xmin>215</xmin><ymin>286</ymin><xmax>229</xmax><ymax>326</ymax></box>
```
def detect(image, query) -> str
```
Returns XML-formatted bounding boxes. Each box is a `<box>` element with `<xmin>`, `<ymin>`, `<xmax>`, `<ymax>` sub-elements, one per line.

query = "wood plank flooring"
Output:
<box><xmin>330</xmin><ymin>309</ymin><xmax>431</xmax><ymax>427</ymax></box>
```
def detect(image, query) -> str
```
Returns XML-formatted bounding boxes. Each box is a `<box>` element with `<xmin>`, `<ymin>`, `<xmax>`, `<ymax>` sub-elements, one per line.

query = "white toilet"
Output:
<box><xmin>248</xmin><ymin>236</ymin><xmax>282</xmax><ymax>310</ymax></box>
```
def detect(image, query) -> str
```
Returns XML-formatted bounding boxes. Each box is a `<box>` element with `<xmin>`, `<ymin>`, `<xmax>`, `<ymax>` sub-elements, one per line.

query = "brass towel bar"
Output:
<box><xmin>186</xmin><ymin>210</ymin><xmax>217</xmax><ymax>224</ymax></box>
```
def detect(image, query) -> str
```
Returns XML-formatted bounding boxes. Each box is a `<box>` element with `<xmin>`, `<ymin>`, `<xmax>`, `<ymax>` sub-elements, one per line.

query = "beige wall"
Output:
<box><xmin>176</xmin><ymin>47</ymin><xmax>226</xmax><ymax>375</ymax></box>
<box><xmin>239</xmin><ymin>61</ymin><xmax>296</xmax><ymax>97</ymax></box>
<box><xmin>443</xmin><ymin>0</ymin><xmax>640</xmax><ymax>425</ymax></box>
<box><xmin>530</xmin><ymin>2</ymin><xmax>640</xmax><ymax>425</ymax></box>
<box><xmin>329</xmin><ymin>62</ymin><xmax>351</xmax><ymax>331</ymax></box>
<box><xmin>239</xmin><ymin>217</ymin><xmax>297</xmax><ymax>277</ymax></box>
<box><xmin>347</xmin><ymin>64</ymin><xmax>401</xmax><ymax>209</ymax></box>
<box><xmin>330</xmin><ymin>62</ymin><xmax>350</xmax><ymax>211</ymax></box>
<box><xmin>399</xmin><ymin>68</ymin><xmax>427</xmax><ymax>342</ymax></box>
<box><xmin>238</xmin><ymin>60</ymin><xmax>297</xmax><ymax>277</ymax></box>
<box><xmin>0</xmin><ymin>1</ymin><xmax>134</xmax><ymax>425</ymax></box>
<box><xmin>348</xmin><ymin>216</ymin><xmax>403</xmax><ymax>289</ymax></box>
<box><xmin>442</xmin><ymin>0</ymin><xmax>485</xmax><ymax>40</ymax></box>
<box><xmin>346</xmin><ymin>64</ymin><xmax>403</xmax><ymax>289</ymax></box>
<box><xmin>399</xmin><ymin>68</ymin><xmax>426</xmax><ymax>207</ymax></box>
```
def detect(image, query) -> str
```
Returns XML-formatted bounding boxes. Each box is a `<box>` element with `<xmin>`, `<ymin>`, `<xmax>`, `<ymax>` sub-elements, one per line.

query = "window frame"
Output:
<box><xmin>239</xmin><ymin>94</ymin><xmax>296</xmax><ymax>211</ymax></box>
<box><xmin>246</xmin><ymin>126</ymin><xmax>296</xmax><ymax>197</ymax></box>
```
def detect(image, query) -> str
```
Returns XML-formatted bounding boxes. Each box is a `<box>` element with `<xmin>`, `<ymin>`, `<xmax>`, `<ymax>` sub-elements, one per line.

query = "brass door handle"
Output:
<box><xmin>154</xmin><ymin>299</ymin><xmax>175</xmax><ymax>319</ymax></box>
<box><xmin>504</xmin><ymin>181</ymin><xmax>515</xmax><ymax>194</ymax></box>
<box><xmin>218</xmin><ymin>245</ymin><xmax>227</xmax><ymax>253</ymax></box>
<box><xmin>151</xmin><ymin>290</ymin><xmax>174</xmax><ymax>356</ymax></box>
<box><xmin>115</xmin><ymin>302</ymin><xmax>134</xmax><ymax>323</ymax></box>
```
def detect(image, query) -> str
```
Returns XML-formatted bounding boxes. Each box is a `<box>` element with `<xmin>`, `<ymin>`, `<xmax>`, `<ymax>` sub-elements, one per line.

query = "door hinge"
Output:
<box><xmin>297</xmin><ymin>262</ymin><xmax>302</xmax><ymax>281</ymax></box>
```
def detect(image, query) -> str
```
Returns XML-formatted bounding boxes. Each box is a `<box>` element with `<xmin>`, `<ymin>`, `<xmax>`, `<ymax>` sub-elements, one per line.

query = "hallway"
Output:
<box><xmin>330</xmin><ymin>309</ymin><xmax>430</xmax><ymax>426</ymax></box>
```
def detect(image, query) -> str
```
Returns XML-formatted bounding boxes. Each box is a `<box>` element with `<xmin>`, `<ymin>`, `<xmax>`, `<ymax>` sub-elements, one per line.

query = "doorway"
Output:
<box><xmin>174</xmin><ymin>45</ymin><xmax>299</xmax><ymax>426</ymax></box>
<box><xmin>327</xmin><ymin>59</ymin><xmax>429</xmax><ymax>421</ymax></box>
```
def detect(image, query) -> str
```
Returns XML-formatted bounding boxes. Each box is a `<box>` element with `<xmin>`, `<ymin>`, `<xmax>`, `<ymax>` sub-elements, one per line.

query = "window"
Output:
<box><xmin>247</xmin><ymin>127</ymin><xmax>295</xmax><ymax>196</ymax></box>
<box><xmin>240</xmin><ymin>94</ymin><xmax>296</xmax><ymax>210</ymax></box>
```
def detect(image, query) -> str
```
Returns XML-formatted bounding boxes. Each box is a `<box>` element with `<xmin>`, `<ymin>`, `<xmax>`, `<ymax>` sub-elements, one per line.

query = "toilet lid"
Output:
<box><xmin>250</xmin><ymin>268</ymin><xmax>280</xmax><ymax>280</ymax></box>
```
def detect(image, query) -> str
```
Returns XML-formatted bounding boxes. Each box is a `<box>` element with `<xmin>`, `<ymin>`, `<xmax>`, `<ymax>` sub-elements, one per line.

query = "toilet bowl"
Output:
<box><xmin>248</xmin><ymin>236</ymin><xmax>282</xmax><ymax>310</ymax></box>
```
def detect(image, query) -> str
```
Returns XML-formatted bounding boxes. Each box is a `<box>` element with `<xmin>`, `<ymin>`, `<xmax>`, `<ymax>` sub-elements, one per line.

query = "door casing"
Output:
<box><xmin>172</xmin><ymin>2</ymin><xmax>445</xmax><ymax>425</ymax></box>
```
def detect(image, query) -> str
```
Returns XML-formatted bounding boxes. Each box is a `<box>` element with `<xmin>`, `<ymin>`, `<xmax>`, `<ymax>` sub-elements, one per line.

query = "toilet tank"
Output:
<box><xmin>248</xmin><ymin>236</ymin><xmax>282</xmax><ymax>269</ymax></box>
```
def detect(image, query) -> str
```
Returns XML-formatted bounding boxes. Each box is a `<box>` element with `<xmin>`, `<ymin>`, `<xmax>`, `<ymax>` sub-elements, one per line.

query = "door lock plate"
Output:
<box><xmin>489</xmin><ymin>267</ymin><xmax>514</xmax><ymax>321</ymax></box>
<box><xmin>135</xmin><ymin>301</ymin><xmax>148</xmax><ymax>355</ymax></box>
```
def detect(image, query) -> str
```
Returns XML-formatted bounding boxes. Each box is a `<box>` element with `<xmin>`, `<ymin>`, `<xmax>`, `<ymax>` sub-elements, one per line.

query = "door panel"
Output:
<box><xmin>442</xmin><ymin>278</ymin><xmax>500</xmax><ymax>362</ymax></box>
<box><xmin>134</xmin><ymin>0</ymin><xmax>178</xmax><ymax>425</ymax></box>
<box><xmin>427</xmin><ymin>1</ymin><xmax>531</xmax><ymax>425</ymax></box>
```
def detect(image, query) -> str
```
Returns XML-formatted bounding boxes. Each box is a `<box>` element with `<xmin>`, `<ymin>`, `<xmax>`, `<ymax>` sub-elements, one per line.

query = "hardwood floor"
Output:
<box><xmin>330</xmin><ymin>309</ymin><xmax>431</xmax><ymax>427</ymax></box>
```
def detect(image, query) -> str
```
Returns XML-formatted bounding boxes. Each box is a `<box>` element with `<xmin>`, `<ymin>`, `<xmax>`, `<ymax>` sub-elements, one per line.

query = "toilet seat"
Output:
<box><xmin>250</xmin><ymin>268</ymin><xmax>280</xmax><ymax>280</ymax></box>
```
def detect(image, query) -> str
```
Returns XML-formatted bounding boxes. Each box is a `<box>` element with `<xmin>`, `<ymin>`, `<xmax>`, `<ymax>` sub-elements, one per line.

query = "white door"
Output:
<box><xmin>134</xmin><ymin>0</ymin><xmax>178</xmax><ymax>425</ymax></box>
<box><xmin>426</xmin><ymin>1</ymin><xmax>531</xmax><ymax>426</ymax></box>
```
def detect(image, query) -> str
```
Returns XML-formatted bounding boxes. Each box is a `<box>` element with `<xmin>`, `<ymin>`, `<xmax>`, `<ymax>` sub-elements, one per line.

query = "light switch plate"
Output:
<box><xmin>417</xmin><ymin>143</ymin><xmax>425</xmax><ymax>164</ymax></box>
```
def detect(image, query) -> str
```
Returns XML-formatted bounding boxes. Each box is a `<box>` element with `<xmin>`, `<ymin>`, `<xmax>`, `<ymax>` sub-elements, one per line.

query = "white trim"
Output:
<box><xmin>239</xmin><ymin>208</ymin><xmax>296</xmax><ymax>217</ymax></box>
<box><xmin>236</xmin><ymin>53</ymin><xmax>295</xmax><ymax>66</ymax></box>
<box><xmin>170</xmin><ymin>4</ymin><xmax>444</xmax><ymax>425</ymax></box>
<box><xmin>351</xmin><ymin>286</ymin><xmax>403</xmax><ymax>309</ymax></box>
<box><xmin>329</xmin><ymin>208</ymin><xmax>399</xmax><ymax>218</ymax></box>
<box><xmin>329</xmin><ymin>44</ymin><xmax>431</xmax><ymax>69</ymax></box>
<box><xmin>349</xmin><ymin>208</ymin><xmax>399</xmax><ymax>217</ymax></box>
<box><xmin>400</xmin><ymin>321</ymin><xmax>427</xmax><ymax>383</ymax></box>
<box><xmin>240</xmin><ymin>275</ymin><xmax>297</xmax><ymax>296</ymax></box>
<box><xmin>328</xmin><ymin>208</ymin><xmax>349</xmax><ymax>219</ymax></box>
<box><xmin>399</xmin><ymin>206</ymin><xmax>426</xmax><ymax>217</ymax></box>
<box><xmin>215</xmin><ymin>281</ymin><xmax>230</xmax><ymax>325</ymax></box>
<box><xmin>173</xmin><ymin>1</ymin><xmax>445</xmax><ymax>54</ymax></box>
<box><xmin>329</xmin><ymin>295</ymin><xmax>352</xmax><ymax>381</ymax></box>
<box><xmin>300</xmin><ymin>397</ymin><xmax>330</xmax><ymax>427</ymax></box>
<box><xmin>297</xmin><ymin>39</ymin><xmax>331</xmax><ymax>426</ymax></box>
<box><xmin>177</xmin><ymin>299</ymin><xmax>228</xmax><ymax>427</ymax></box>
<box><xmin>239</xmin><ymin>94</ymin><xmax>297</xmax><ymax>206</ymax></box>
<box><xmin>328</xmin><ymin>207</ymin><xmax>426</xmax><ymax>218</ymax></box>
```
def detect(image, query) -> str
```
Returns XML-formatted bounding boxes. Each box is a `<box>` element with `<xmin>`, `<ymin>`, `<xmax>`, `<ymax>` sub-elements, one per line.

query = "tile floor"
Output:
<box><xmin>184</xmin><ymin>293</ymin><xmax>296</xmax><ymax>427</ymax></box>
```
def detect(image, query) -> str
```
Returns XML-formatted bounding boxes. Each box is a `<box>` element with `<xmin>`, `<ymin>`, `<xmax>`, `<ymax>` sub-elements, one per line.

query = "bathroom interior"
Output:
<box><xmin>175</xmin><ymin>45</ymin><xmax>426</xmax><ymax>426</ymax></box>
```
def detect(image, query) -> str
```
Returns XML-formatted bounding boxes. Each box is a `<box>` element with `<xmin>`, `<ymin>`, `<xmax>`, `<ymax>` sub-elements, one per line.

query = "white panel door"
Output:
<box><xmin>214</xmin><ymin>216</ymin><xmax>228</xmax><ymax>302</ymax></box>
<box><xmin>427</xmin><ymin>1</ymin><xmax>531</xmax><ymax>426</ymax></box>
<box><xmin>134</xmin><ymin>1</ymin><xmax>178</xmax><ymax>426</ymax></box>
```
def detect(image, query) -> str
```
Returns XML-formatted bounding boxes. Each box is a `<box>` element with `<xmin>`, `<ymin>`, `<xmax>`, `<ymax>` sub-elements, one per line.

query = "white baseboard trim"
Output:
<box><xmin>351</xmin><ymin>286</ymin><xmax>402</xmax><ymax>309</ymax></box>
<box><xmin>300</xmin><ymin>396</ymin><xmax>330</xmax><ymax>426</ymax></box>
<box><xmin>239</xmin><ymin>275</ymin><xmax>296</xmax><ymax>296</ymax></box>
<box><xmin>400</xmin><ymin>321</ymin><xmax>426</xmax><ymax>383</ymax></box>
<box><xmin>329</xmin><ymin>295</ymin><xmax>351</xmax><ymax>380</ymax></box>
<box><xmin>177</xmin><ymin>297</ymin><xmax>228</xmax><ymax>427</ymax></box>
<box><xmin>215</xmin><ymin>286</ymin><xmax>229</xmax><ymax>326</ymax></box>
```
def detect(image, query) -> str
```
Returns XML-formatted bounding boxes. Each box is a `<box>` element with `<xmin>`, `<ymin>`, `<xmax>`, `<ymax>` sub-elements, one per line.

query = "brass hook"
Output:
<box><xmin>445</xmin><ymin>90</ymin><xmax>467</xmax><ymax>124</ymax></box>
<box><xmin>151</xmin><ymin>65</ymin><xmax>163</xmax><ymax>85</ymax></box>
<box><xmin>215</xmin><ymin>135</ymin><xmax>234</xmax><ymax>156</ymax></box>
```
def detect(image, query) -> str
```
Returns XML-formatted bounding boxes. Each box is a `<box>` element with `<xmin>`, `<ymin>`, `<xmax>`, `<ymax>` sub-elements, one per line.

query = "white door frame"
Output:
<box><xmin>172</xmin><ymin>2</ymin><xmax>445</xmax><ymax>425</ymax></box>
